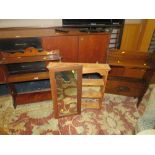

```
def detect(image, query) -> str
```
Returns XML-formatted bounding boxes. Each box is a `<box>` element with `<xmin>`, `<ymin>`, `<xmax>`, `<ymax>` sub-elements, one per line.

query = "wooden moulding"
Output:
<box><xmin>0</xmin><ymin>27</ymin><xmax>110</xmax><ymax>39</ymax></box>
<box><xmin>47</xmin><ymin>62</ymin><xmax>111</xmax><ymax>73</ymax></box>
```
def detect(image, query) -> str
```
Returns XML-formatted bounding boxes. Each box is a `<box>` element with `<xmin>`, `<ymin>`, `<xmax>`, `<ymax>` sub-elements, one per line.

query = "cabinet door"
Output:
<box><xmin>42</xmin><ymin>36</ymin><xmax>78</xmax><ymax>62</ymax></box>
<box><xmin>78</xmin><ymin>34</ymin><xmax>110</xmax><ymax>63</ymax></box>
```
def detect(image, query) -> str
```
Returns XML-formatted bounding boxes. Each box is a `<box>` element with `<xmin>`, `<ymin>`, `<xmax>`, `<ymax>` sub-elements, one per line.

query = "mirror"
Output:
<box><xmin>49</xmin><ymin>64</ymin><xmax>82</xmax><ymax>118</ymax></box>
<box><xmin>55</xmin><ymin>70</ymin><xmax>78</xmax><ymax>116</ymax></box>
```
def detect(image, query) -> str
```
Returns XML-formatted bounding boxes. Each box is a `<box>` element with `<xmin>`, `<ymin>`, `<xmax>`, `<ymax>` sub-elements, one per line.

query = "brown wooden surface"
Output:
<box><xmin>42</xmin><ymin>36</ymin><xmax>78</xmax><ymax>62</ymax></box>
<box><xmin>120</xmin><ymin>23</ymin><xmax>141</xmax><ymax>51</ymax></box>
<box><xmin>0</xmin><ymin>27</ymin><xmax>109</xmax><ymax>39</ymax></box>
<box><xmin>136</xmin><ymin>19</ymin><xmax>155</xmax><ymax>52</ymax></box>
<box><xmin>78</xmin><ymin>34</ymin><xmax>110</xmax><ymax>63</ymax></box>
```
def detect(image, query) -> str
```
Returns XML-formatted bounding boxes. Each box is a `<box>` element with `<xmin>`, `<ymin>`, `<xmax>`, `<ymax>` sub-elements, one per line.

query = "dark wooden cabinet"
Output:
<box><xmin>78</xmin><ymin>34</ymin><xmax>110</xmax><ymax>63</ymax></box>
<box><xmin>42</xmin><ymin>36</ymin><xmax>78</xmax><ymax>62</ymax></box>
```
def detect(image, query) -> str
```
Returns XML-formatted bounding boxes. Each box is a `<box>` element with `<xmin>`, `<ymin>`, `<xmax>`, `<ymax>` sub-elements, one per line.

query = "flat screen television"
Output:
<box><xmin>62</xmin><ymin>19</ymin><xmax>124</xmax><ymax>27</ymax></box>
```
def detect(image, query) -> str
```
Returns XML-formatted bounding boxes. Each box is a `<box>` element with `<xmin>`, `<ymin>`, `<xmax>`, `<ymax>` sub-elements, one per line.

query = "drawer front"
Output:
<box><xmin>109</xmin><ymin>67</ymin><xmax>146</xmax><ymax>79</ymax></box>
<box><xmin>105</xmin><ymin>79</ymin><xmax>145</xmax><ymax>97</ymax></box>
<box><xmin>123</xmin><ymin>68</ymin><xmax>146</xmax><ymax>79</ymax></box>
<box><xmin>109</xmin><ymin>66</ymin><xmax>124</xmax><ymax>76</ymax></box>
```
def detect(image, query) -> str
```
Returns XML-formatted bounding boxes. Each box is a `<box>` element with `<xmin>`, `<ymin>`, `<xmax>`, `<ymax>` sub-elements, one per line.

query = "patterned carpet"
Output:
<box><xmin>0</xmin><ymin>94</ymin><xmax>139</xmax><ymax>135</ymax></box>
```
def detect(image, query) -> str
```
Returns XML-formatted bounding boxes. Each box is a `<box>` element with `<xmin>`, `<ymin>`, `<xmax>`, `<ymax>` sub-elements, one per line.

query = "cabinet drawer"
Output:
<box><xmin>105</xmin><ymin>78</ymin><xmax>145</xmax><ymax>97</ymax></box>
<box><xmin>123</xmin><ymin>68</ymin><xmax>146</xmax><ymax>79</ymax></box>
<box><xmin>109</xmin><ymin>67</ymin><xmax>146</xmax><ymax>79</ymax></box>
<box><xmin>109</xmin><ymin>66</ymin><xmax>124</xmax><ymax>76</ymax></box>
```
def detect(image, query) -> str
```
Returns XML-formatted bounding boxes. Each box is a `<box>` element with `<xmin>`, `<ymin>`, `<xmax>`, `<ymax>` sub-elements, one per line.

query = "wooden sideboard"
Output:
<box><xmin>42</xmin><ymin>33</ymin><xmax>110</xmax><ymax>63</ymax></box>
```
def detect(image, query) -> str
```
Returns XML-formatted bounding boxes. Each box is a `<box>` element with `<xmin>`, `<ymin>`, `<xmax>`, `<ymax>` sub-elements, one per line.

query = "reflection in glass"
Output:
<box><xmin>55</xmin><ymin>70</ymin><xmax>78</xmax><ymax>116</ymax></box>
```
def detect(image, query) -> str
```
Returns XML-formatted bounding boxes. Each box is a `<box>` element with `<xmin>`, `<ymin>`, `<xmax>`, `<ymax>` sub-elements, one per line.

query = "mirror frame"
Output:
<box><xmin>49</xmin><ymin>64</ymin><xmax>82</xmax><ymax>118</ymax></box>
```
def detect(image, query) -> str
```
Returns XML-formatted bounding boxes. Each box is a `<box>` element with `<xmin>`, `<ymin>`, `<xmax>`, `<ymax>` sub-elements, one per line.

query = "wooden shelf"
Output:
<box><xmin>82</xmin><ymin>79</ymin><xmax>104</xmax><ymax>86</ymax></box>
<box><xmin>8</xmin><ymin>72</ymin><xmax>49</xmax><ymax>83</ymax></box>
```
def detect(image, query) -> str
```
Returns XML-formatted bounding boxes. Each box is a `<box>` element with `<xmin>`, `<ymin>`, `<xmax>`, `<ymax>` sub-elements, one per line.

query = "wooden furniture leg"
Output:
<box><xmin>7</xmin><ymin>83</ymin><xmax>17</xmax><ymax>108</ymax></box>
<box><xmin>100</xmin><ymin>74</ymin><xmax>108</xmax><ymax>109</ymax></box>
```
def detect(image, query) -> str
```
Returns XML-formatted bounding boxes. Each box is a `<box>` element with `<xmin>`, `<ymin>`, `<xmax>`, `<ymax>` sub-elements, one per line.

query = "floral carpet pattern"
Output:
<box><xmin>0</xmin><ymin>94</ymin><xmax>139</xmax><ymax>135</ymax></box>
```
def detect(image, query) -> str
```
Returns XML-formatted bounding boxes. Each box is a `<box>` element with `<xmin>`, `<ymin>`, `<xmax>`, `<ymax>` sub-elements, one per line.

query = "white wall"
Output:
<box><xmin>0</xmin><ymin>19</ymin><xmax>62</xmax><ymax>28</ymax></box>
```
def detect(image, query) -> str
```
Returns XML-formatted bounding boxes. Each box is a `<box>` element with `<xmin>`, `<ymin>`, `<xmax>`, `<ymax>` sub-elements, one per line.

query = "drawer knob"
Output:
<box><xmin>116</xmin><ymin>86</ymin><xmax>130</xmax><ymax>92</ymax></box>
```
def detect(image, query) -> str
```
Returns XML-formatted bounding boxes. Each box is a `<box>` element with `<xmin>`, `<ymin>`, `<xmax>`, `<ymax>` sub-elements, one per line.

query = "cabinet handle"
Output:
<box><xmin>80</xmin><ymin>37</ymin><xmax>84</xmax><ymax>41</ymax></box>
<box><xmin>116</xmin><ymin>86</ymin><xmax>130</xmax><ymax>92</ymax></box>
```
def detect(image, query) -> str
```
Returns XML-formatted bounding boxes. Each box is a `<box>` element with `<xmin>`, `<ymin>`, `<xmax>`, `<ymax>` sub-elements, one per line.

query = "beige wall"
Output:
<box><xmin>125</xmin><ymin>19</ymin><xmax>142</xmax><ymax>24</ymax></box>
<box><xmin>0</xmin><ymin>19</ymin><xmax>62</xmax><ymax>28</ymax></box>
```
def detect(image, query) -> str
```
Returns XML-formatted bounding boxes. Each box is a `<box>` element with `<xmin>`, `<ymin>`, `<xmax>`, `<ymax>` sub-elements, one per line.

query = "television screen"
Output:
<box><xmin>62</xmin><ymin>19</ymin><xmax>124</xmax><ymax>27</ymax></box>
